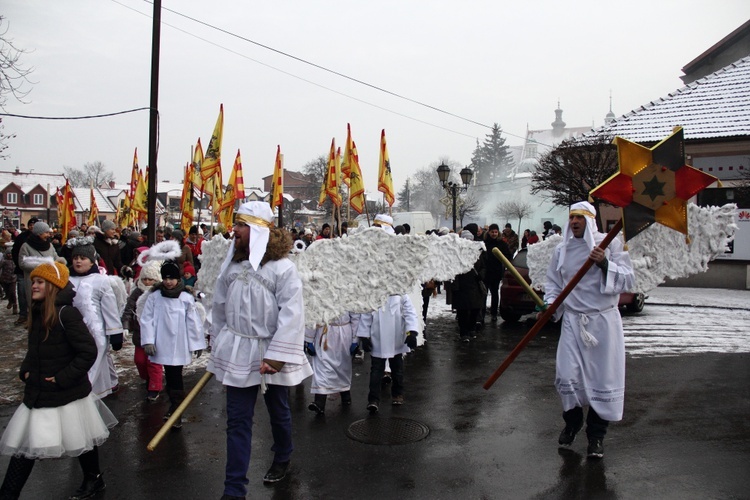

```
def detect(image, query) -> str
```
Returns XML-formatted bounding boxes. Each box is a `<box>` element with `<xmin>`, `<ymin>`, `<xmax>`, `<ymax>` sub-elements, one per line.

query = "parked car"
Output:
<box><xmin>498</xmin><ymin>248</ymin><xmax>645</xmax><ymax>323</ymax></box>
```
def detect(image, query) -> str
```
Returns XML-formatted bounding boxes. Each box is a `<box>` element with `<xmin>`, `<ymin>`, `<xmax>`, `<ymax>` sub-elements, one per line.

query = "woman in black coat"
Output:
<box><xmin>451</xmin><ymin>230</ymin><xmax>487</xmax><ymax>342</ymax></box>
<box><xmin>0</xmin><ymin>260</ymin><xmax>117</xmax><ymax>500</ymax></box>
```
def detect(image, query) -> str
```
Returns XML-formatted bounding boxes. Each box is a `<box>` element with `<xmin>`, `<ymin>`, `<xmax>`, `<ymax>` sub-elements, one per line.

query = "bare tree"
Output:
<box><xmin>531</xmin><ymin>133</ymin><xmax>618</xmax><ymax>228</ymax></box>
<box><xmin>458</xmin><ymin>194</ymin><xmax>482</xmax><ymax>227</ymax></box>
<box><xmin>494</xmin><ymin>200</ymin><xmax>533</xmax><ymax>234</ymax></box>
<box><xmin>0</xmin><ymin>16</ymin><xmax>34</xmax><ymax>158</ymax></box>
<box><xmin>63</xmin><ymin>161</ymin><xmax>115</xmax><ymax>188</ymax></box>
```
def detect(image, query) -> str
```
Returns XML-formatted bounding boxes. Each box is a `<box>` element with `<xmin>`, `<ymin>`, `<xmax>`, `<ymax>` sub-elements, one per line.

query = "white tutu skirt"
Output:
<box><xmin>0</xmin><ymin>393</ymin><xmax>118</xmax><ymax>459</ymax></box>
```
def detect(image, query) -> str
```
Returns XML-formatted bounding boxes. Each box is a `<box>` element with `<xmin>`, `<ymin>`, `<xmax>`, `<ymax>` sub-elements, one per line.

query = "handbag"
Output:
<box><xmin>473</xmin><ymin>269</ymin><xmax>488</xmax><ymax>295</ymax></box>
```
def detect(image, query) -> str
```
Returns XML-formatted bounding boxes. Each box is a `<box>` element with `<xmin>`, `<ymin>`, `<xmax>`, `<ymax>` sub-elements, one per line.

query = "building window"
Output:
<box><xmin>33</xmin><ymin>194</ymin><xmax>44</xmax><ymax>205</ymax></box>
<box><xmin>6</xmin><ymin>193</ymin><xmax>17</xmax><ymax>204</ymax></box>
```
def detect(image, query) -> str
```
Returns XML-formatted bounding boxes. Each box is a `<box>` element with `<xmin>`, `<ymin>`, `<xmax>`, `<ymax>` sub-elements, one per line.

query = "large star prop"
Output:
<box><xmin>590</xmin><ymin>127</ymin><xmax>717</xmax><ymax>241</ymax></box>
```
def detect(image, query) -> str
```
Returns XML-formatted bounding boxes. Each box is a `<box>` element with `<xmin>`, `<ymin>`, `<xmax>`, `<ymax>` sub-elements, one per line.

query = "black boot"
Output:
<box><xmin>165</xmin><ymin>389</ymin><xmax>185</xmax><ymax>429</ymax></box>
<box><xmin>0</xmin><ymin>456</ymin><xmax>35</xmax><ymax>500</ymax></box>
<box><xmin>307</xmin><ymin>394</ymin><xmax>326</xmax><ymax>415</ymax></box>
<box><xmin>69</xmin><ymin>473</ymin><xmax>105</xmax><ymax>499</ymax></box>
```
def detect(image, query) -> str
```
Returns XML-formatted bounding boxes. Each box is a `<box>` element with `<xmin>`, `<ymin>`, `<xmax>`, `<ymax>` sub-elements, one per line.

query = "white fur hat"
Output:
<box><xmin>373</xmin><ymin>214</ymin><xmax>395</xmax><ymax>235</ymax></box>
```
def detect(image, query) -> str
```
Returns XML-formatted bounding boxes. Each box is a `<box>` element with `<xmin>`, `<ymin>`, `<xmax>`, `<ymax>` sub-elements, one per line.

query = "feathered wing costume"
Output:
<box><xmin>194</xmin><ymin>227</ymin><xmax>484</xmax><ymax>329</ymax></box>
<box><xmin>526</xmin><ymin>203</ymin><xmax>737</xmax><ymax>294</ymax></box>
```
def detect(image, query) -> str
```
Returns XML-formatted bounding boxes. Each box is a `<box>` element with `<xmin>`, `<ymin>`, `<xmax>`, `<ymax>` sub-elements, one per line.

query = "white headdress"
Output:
<box><xmin>137</xmin><ymin>240</ymin><xmax>181</xmax><ymax>267</ymax></box>
<box><xmin>218</xmin><ymin>201</ymin><xmax>275</xmax><ymax>275</ymax></box>
<box><xmin>373</xmin><ymin>214</ymin><xmax>395</xmax><ymax>235</ymax></box>
<box><xmin>558</xmin><ymin>201</ymin><xmax>598</xmax><ymax>270</ymax></box>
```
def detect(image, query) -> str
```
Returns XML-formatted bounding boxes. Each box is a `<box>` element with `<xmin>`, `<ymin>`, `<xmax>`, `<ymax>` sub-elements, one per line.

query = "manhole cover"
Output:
<box><xmin>346</xmin><ymin>417</ymin><xmax>430</xmax><ymax>445</ymax></box>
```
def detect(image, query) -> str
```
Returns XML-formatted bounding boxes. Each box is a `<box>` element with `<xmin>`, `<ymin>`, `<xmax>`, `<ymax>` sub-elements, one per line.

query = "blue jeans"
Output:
<box><xmin>224</xmin><ymin>384</ymin><xmax>293</xmax><ymax>497</ymax></box>
<box><xmin>368</xmin><ymin>354</ymin><xmax>404</xmax><ymax>403</ymax></box>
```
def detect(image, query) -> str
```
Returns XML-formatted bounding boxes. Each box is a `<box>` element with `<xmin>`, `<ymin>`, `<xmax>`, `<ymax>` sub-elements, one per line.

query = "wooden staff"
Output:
<box><xmin>147</xmin><ymin>371</ymin><xmax>214</xmax><ymax>451</ymax></box>
<box><xmin>491</xmin><ymin>247</ymin><xmax>546</xmax><ymax>310</ymax></box>
<box><xmin>483</xmin><ymin>219</ymin><xmax>623</xmax><ymax>390</ymax></box>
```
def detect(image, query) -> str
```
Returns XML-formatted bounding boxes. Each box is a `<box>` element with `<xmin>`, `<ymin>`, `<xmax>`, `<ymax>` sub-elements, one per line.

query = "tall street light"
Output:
<box><xmin>437</xmin><ymin>163</ymin><xmax>473</xmax><ymax>232</ymax></box>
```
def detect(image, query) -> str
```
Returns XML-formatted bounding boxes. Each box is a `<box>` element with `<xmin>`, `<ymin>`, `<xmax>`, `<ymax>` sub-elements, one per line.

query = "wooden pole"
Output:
<box><xmin>147</xmin><ymin>371</ymin><xmax>214</xmax><ymax>451</ymax></box>
<box><xmin>491</xmin><ymin>247</ymin><xmax>545</xmax><ymax>309</ymax></box>
<box><xmin>483</xmin><ymin>219</ymin><xmax>623</xmax><ymax>390</ymax></box>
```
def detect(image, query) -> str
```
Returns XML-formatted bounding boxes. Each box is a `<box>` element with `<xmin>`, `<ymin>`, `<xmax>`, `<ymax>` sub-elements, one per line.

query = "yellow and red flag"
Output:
<box><xmin>88</xmin><ymin>185</ymin><xmax>99</xmax><ymax>226</ymax></box>
<box><xmin>325</xmin><ymin>139</ymin><xmax>342</xmax><ymax>207</ymax></box>
<box><xmin>348</xmin><ymin>140</ymin><xmax>366</xmax><ymax>214</ymax></box>
<box><xmin>378</xmin><ymin>129</ymin><xmax>395</xmax><ymax>207</ymax></box>
<box><xmin>55</xmin><ymin>188</ymin><xmax>64</xmax><ymax>221</ymax></box>
<box><xmin>192</xmin><ymin>138</ymin><xmax>204</xmax><ymax>192</ymax></box>
<box><xmin>270</xmin><ymin>145</ymin><xmax>284</xmax><ymax>209</ymax></box>
<box><xmin>180</xmin><ymin>162</ymin><xmax>195</xmax><ymax>234</ymax></box>
<box><xmin>342</xmin><ymin>124</ymin><xmax>354</xmax><ymax>187</ymax></box>
<box><xmin>129</xmin><ymin>148</ymin><xmax>139</xmax><ymax>204</ymax></box>
<box><xmin>201</xmin><ymin>104</ymin><xmax>224</xmax><ymax>182</ymax></box>
<box><xmin>133</xmin><ymin>167</ymin><xmax>149</xmax><ymax>214</ymax></box>
<box><xmin>59</xmin><ymin>180</ymin><xmax>76</xmax><ymax>244</ymax></box>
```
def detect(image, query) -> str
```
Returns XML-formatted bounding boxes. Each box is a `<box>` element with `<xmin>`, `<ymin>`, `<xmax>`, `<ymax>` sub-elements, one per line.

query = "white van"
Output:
<box><xmin>391</xmin><ymin>211</ymin><xmax>436</xmax><ymax>235</ymax></box>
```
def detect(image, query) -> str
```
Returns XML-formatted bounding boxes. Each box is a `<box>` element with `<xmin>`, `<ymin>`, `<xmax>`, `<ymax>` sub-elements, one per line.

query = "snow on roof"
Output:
<box><xmin>0</xmin><ymin>171</ymin><xmax>67</xmax><ymax>193</ymax></box>
<box><xmin>70</xmin><ymin>187</ymin><xmax>117</xmax><ymax>212</ymax></box>
<box><xmin>588</xmin><ymin>55</ymin><xmax>750</xmax><ymax>143</ymax></box>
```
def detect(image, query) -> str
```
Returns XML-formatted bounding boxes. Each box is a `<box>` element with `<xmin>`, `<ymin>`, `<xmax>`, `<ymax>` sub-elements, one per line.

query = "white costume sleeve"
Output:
<box><xmin>211</xmin><ymin>269</ymin><xmax>229</xmax><ymax>337</ymax></box>
<box><xmin>357</xmin><ymin>311</ymin><xmax>373</xmax><ymax>339</ymax></box>
<box><xmin>264</xmin><ymin>262</ymin><xmax>306</xmax><ymax>365</ymax></box>
<box><xmin>349</xmin><ymin>313</ymin><xmax>361</xmax><ymax>343</ymax></box>
<box><xmin>140</xmin><ymin>292</ymin><xmax>157</xmax><ymax>346</ymax></box>
<box><xmin>97</xmin><ymin>279</ymin><xmax>124</xmax><ymax>336</ymax></box>
<box><xmin>401</xmin><ymin>295</ymin><xmax>420</xmax><ymax>333</ymax></box>
<box><xmin>183</xmin><ymin>293</ymin><xmax>207</xmax><ymax>352</ymax></box>
<box><xmin>544</xmin><ymin>245</ymin><xmax>566</xmax><ymax>322</ymax></box>
<box><xmin>600</xmin><ymin>237</ymin><xmax>635</xmax><ymax>295</ymax></box>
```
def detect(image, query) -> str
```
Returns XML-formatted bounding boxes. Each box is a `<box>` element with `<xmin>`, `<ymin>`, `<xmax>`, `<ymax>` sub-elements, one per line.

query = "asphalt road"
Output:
<box><xmin>0</xmin><ymin>291</ymin><xmax>748</xmax><ymax>499</ymax></box>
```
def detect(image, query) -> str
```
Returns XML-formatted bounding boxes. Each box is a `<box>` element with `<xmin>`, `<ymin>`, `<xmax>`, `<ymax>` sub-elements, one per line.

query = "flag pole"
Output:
<box><xmin>483</xmin><ymin>218</ymin><xmax>624</xmax><ymax>390</ymax></box>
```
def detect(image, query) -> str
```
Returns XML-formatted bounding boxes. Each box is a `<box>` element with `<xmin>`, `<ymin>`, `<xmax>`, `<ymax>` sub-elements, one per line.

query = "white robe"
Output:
<box><xmin>139</xmin><ymin>289</ymin><xmax>206</xmax><ymax>366</ymax></box>
<box><xmin>357</xmin><ymin>295</ymin><xmax>420</xmax><ymax>359</ymax></box>
<box><xmin>69</xmin><ymin>273</ymin><xmax>123</xmax><ymax>397</ymax></box>
<box><xmin>207</xmin><ymin>258</ymin><xmax>312</xmax><ymax>388</ymax></box>
<box><xmin>306</xmin><ymin>313</ymin><xmax>360</xmax><ymax>395</ymax></box>
<box><xmin>545</xmin><ymin>233</ymin><xmax>635</xmax><ymax>421</ymax></box>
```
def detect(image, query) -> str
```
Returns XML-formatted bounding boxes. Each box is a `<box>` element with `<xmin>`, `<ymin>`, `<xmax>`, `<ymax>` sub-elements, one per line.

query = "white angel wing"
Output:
<box><xmin>194</xmin><ymin>235</ymin><xmax>231</xmax><ymax>331</ymax></box>
<box><xmin>108</xmin><ymin>276</ymin><xmax>128</xmax><ymax>316</ymax></box>
<box><xmin>526</xmin><ymin>203</ymin><xmax>737</xmax><ymax>294</ymax></box>
<box><xmin>290</xmin><ymin>227</ymin><xmax>484</xmax><ymax>327</ymax></box>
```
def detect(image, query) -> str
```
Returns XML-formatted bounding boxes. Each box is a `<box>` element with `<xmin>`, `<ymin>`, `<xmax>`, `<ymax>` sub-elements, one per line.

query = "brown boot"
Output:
<box><xmin>12</xmin><ymin>304</ymin><xmax>17</xmax><ymax>314</ymax></box>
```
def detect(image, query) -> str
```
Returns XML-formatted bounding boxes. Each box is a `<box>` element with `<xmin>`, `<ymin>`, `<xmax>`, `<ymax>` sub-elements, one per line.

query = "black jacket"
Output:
<box><xmin>483</xmin><ymin>236</ymin><xmax>512</xmax><ymax>281</ymax></box>
<box><xmin>451</xmin><ymin>255</ymin><xmax>486</xmax><ymax>310</ymax></box>
<box><xmin>20</xmin><ymin>283</ymin><xmax>97</xmax><ymax>409</ymax></box>
<box><xmin>122</xmin><ymin>287</ymin><xmax>145</xmax><ymax>346</ymax></box>
<box><xmin>93</xmin><ymin>233</ymin><xmax>123</xmax><ymax>276</ymax></box>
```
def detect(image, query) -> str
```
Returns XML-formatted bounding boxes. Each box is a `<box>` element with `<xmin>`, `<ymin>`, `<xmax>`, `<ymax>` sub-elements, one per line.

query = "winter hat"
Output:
<box><xmin>437</xmin><ymin>227</ymin><xmax>450</xmax><ymax>236</ymax></box>
<box><xmin>488</xmin><ymin>223</ymin><xmax>499</xmax><ymax>231</ymax></box>
<box><xmin>101</xmin><ymin>219</ymin><xmax>116</xmax><ymax>232</ymax></box>
<box><xmin>32</xmin><ymin>221</ymin><xmax>52</xmax><ymax>236</ymax></box>
<box><xmin>463</xmin><ymin>223</ymin><xmax>479</xmax><ymax>238</ymax></box>
<box><xmin>304</xmin><ymin>228</ymin><xmax>312</xmax><ymax>236</ymax></box>
<box><xmin>160</xmin><ymin>260</ymin><xmax>181</xmax><ymax>280</ymax></box>
<box><xmin>67</xmin><ymin>229</ymin><xmax>80</xmax><ymax>239</ymax></box>
<box><xmin>183</xmin><ymin>263</ymin><xmax>196</xmax><ymax>276</ymax></box>
<box><xmin>172</xmin><ymin>230</ymin><xmax>185</xmax><ymax>242</ymax></box>
<box><xmin>373</xmin><ymin>214</ymin><xmax>395</xmax><ymax>234</ymax></box>
<box><xmin>87</xmin><ymin>225</ymin><xmax>103</xmax><ymax>235</ymax></box>
<box><xmin>139</xmin><ymin>262</ymin><xmax>162</xmax><ymax>283</ymax></box>
<box><xmin>30</xmin><ymin>260</ymin><xmax>70</xmax><ymax>290</ymax></box>
<box><xmin>460</xmin><ymin>230</ymin><xmax>474</xmax><ymax>240</ymax></box>
<box><xmin>68</xmin><ymin>237</ymin><xmax>98</xmax><ymax>263</ymax></box>
<box><xmin>189</xmin><ymin>225</ymin><xmax>199</xmax><ymax>235</ymax></box>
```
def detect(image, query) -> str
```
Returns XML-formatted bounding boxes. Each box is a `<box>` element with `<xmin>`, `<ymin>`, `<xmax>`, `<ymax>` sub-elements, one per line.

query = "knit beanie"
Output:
<box><xmin>139</xmin><ymin>262</ymin><xmax>162</xmax><ymax>283</ymax></box>
<box><xmin>30</xmin><ymin>261</ymin><xmax>69</xmax><ymax>290</ymax></box>
<box><xmin>183</xmin><ymin>263</ymin><xmax>196</xmax><ymax>276</ymax></box>
<box><xmin>160</xmin><ymin>260</ymin><xmax>181</xmax><ymax>280</ymax></box>
<box><xmin>172</xmin><ymin>230</ymin><xmax>184</xmax><ymax>242</ymax></box>
<box><xmin>69</xmin><ymin>237</ymin><xmax>98</xmax><ymax>263</ymax></box>
<box><xmin>101</xmin><ymin>219</ymin><xmax>116</xmax><ymax>232</ymax></box>
<box><xmin>32</xmin><ymin>221</ymin><xmax>52</xmax><ymax>236</ymax></box>
<box><xmin>488</xmin><ymin>223</ymin><xmax>499</xmax><ymax>232</ymax></box>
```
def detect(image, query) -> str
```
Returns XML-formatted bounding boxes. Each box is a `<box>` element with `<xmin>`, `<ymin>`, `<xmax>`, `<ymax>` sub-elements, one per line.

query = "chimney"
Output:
<box><xmin>14</xmin><ymin>166</ymin><xmax>20</xmax><ymax>174</ymax></box>
<box><xmin>109</xmin><ymin>181</ymin><xmax>115</xmax><ymax>189</ymax></box>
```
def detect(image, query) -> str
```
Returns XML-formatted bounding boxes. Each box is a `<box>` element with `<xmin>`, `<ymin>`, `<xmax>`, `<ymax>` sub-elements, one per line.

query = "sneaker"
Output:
<box><xmin>367</xmin><ymin>401</ymin><xmax>379</xmax><ymax>414</ymax></box>
<box><xmin>392</xmin><ymin>395</ymin><xmax>404</xmax><ymax>405</ymax></box>
<box><xmin>171</xmin><ymin>416</ymin><xmax>183</xmax><ymax>429</ymax></box>
<box><xmin>587</xmin><ymin>438</ymin><xmax>604</xmax><ymax>459</ymax></box>
<box><xmin>307</xmin><ymin>401</ymin><xmax>324</xmax><ymax>415</ymax></box>
<box><xmin>14</xmin><ymin>316</ymin><xmax>26</xmax><ymax>326</ymax></box>
<box><xmin>263</xmin><ymin>461</ymin><xmax>289</xmax><ymax>483</ymax></box>
<box><xmin>146</xmin><ymin>391</ymin><xmax>160</xmax><ymax>402</ymax></box>
<box><xmin>558</xmin><ymin>422</ymin><xmax>583</xmax><ymax>447</ymax></box>
<box><xmin>69</xmin><ymin>473</ymin><xmax>105</xmax><ymax>499</ymax></box>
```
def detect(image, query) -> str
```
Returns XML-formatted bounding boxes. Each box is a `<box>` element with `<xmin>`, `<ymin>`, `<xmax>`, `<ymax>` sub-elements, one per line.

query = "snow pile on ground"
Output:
<box><xmin>526</xmin><ymin>203</ymin><xmax>737</xmax><ymax>293</ymax></box>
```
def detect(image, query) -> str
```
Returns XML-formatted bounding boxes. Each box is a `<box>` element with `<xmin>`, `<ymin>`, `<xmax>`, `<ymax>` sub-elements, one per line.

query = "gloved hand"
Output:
<box><xmin>304</xmin><ymin>342</ymin><xmax>316</xmax><ymax>357</ymax></box>
<box><xmin>120</xmin><ymin>266</ymin><xmax>134</xmax><ymax>279</ymax></box>
<box><xmin>360</xmin><ymin>337</ymin><xmax>372</xmax><ymax>353</ymax></box>
<box><xmin>122</xmin><ymin>329</ymin><xmax>129</xmax><ymax>339</ymax></box>
<box><xmin>110</xmin><ymin>333</ymin><xmax>123</xmax><ymax>351</ymax></box>
<box><xmin>193</xmin><ymin>349</ymin><xmax>202</xmax><ymax>358</ymax></box>
<box><xmin>404</xmin><ymin>331</ymin><xmax>418</xmax><ymax>349</ymax></box>
<box><xmin>350</xmin><ymin>342</ymin><xmax>360</xmax><ymax>356</ymax></box>
<box><xmin>143</xmin><ymin>344</ymin><xmax>156</xmax><ymax>356</ymax></box>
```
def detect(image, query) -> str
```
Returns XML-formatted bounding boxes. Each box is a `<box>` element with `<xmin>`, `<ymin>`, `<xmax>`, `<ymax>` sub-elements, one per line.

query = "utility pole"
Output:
<box><xmin>146</xmin><ymin>0</ymin><xmax>161</xmax><ymax>244</ymax></box>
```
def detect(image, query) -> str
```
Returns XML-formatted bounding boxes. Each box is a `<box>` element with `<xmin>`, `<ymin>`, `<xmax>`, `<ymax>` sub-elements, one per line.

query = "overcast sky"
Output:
<box><xmin>2</xmin><ymin>1</ymin><xmax>749</xmax><ymax>199</ymax></box>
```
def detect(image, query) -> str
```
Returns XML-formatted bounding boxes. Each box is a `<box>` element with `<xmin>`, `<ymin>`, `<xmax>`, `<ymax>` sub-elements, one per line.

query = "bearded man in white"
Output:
<box><xmin>543</xmin><ymin>201</ymin><xmax>635</xmax><ymax>459</ymax></box>
<box><xmin>207</xmin><ymin>202</ymin><xmax>311</xmax><ymax>497</ymax></box>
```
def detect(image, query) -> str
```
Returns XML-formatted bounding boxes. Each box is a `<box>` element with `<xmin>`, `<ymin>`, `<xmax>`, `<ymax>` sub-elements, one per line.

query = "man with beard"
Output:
<box><xmin>207</xmin><ymin>202</ymin><xmax>311</xmax><ymax>498</ymax></box>
<box><xmin>18</xmin><ymin>221</ymin><xmax>58</xmax><ymax>324</ymax></box>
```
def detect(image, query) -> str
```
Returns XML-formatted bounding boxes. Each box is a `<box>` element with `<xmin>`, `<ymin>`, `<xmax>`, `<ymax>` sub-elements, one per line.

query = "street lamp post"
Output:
<box><xmin>437</xmin><ymin>163</ymin><xmax>473</xmax><ymax>232</ymax></box>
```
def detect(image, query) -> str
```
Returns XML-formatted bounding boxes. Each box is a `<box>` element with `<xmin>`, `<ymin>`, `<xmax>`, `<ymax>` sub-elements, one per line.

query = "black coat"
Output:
<box><xmin>451</xmin><ymin>255</ymin><xmax>486</xmax><ymax>310</ymax></box>
<box><xmin>484</xmin><ymin>236</ymin><xmax>512</xmax><ymax>282</ymax></box>
<box><xmin>122</xmin><ymin>286</ymin><xmax>145</xmax><ymax>346</ymax></box>
<box><xmin>20</xmin><ymin>283</ymin><xmax>97</xmax><ymax>409</ymax></box>
<box><xmin>93</xmin><ymin>233</ymin><xmax>123</xmax><ymax>276</ymax></box>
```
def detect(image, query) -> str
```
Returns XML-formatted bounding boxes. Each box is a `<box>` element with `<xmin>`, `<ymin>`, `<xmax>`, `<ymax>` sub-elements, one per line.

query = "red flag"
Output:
<box><xmin>270</xmin><ymin>145</ymin><xmax>284</xmax><ymax>209</ymax></box>
<box><xmin>378</xmin><ymin>129</ymin><xmax>395</xmax><ymax>206</ymax></box>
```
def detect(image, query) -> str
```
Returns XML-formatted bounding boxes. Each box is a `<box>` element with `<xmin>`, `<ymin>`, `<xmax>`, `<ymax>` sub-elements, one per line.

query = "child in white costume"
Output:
<box><xmin>305</xmin><ymin>312</ymin><xmax>361</xmax><ymax>414</ymax></box>
<box><xmin>140</xmin><ymin>260</ymin><xmax>205</xmax><ymax>428</ymax></box>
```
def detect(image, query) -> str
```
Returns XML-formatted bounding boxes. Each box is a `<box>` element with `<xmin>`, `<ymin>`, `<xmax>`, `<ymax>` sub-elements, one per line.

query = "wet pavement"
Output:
<box><xmin>1</xmin><ymin>288</ymin><xmax>749</xmax><ymax>499</ymax></box>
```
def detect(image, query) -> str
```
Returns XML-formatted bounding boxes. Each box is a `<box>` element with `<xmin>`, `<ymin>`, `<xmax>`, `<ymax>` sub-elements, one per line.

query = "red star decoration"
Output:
<box><xmin>590</xmin><ymin>127</ymin><xmax>717</xmax><ymax>241</ymax></box>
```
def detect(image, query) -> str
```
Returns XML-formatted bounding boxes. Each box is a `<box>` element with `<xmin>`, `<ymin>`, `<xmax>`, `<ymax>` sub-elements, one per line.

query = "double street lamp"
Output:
<box><xmin>436</xmin><ymin>162</ymin><xmax>473</xmax><ymax>232</ymax></box>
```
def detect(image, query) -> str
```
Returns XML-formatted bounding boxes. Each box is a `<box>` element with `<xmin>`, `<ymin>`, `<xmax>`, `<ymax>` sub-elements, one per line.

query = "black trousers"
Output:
<box><xmin>563</xmin><ymin>406</ymin><xmax>609</xmax><ymax>440</ymax></box>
